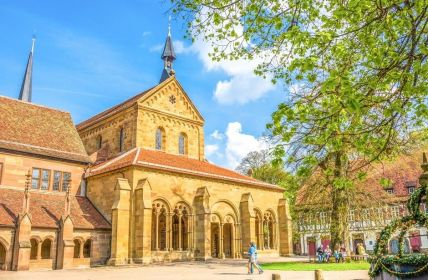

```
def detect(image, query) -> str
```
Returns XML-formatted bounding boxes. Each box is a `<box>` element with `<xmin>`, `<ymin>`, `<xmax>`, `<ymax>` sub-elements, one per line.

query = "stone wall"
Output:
<box><xmin>78</xmin><ymin>106</ymin><xmax>138</xmax><ymax>157</ymax></box>
<box><xmin>0</xmin><ymin>152</ymin><xmax>85</xmax><ymax>196</ymax></box>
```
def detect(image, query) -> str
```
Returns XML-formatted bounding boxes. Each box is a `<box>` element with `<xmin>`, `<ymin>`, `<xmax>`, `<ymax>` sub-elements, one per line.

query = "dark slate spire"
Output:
<box><xmin>19</xmin><ymin>36</ymin><xmax>35</xmax><ymax>102</ymax></box>
<box><xmin>160</xmin><ymin>23</ymin><xmax>176</xmax><ymax>83</ymax></box>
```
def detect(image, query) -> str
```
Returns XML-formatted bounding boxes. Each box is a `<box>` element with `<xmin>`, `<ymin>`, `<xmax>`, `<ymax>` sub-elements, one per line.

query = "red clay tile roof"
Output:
<box><xmin>0</xmin><ymin>188</ymin><xmax>110</xmax><ymax>230</ymax></box>
<box><xmin>0</xmin><ymin>96</ymin><xmax>90</xmax><ymax>163</ymax></box>
<box><xmin>76</xmin><ymin>87</ymin><xmax>153</xmax><ymax>131</ymax></box>
<box><xmin>296</xmin><ymin>149</ymin><xmax>424</xmax><ymax>206</ymax></box>
<box><xmin>87</xmin><ymin>147</ymin><xmax>283</xmax><ymax>191</ymax></box>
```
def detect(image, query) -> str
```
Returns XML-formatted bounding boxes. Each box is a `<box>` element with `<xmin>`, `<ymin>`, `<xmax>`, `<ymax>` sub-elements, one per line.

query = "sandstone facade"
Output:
<box><xmin>80</xmin><ymin>76</ymin><xmax>293</xmax><ymax>264</ymax></box>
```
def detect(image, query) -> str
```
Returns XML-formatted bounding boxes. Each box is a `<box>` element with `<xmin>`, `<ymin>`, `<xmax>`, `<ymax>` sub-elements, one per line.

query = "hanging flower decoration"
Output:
<box><xmin>368</xmin><ymin>184</ymin><xmax>428</xmax><ymax>278</ymax></box>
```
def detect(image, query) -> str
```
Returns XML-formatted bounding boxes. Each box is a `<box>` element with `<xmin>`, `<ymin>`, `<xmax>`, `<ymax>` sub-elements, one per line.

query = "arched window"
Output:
<box><xmin>30</xmin><ymin>239</ymin><xmax>38</xmax><ymax>260</ymax></box>
<box><xmin>155</xmin><ymin>127</ymin><xmax>165</xmax><ymax>151</ymax></box>
<box><xmin>263</xmin><ymin>211</ymin><xmax>275</xmax><ymax>250</ymax></box>
<box><xmin>152</xmin><ymin>200</ymin><xmax>168</xmax><ymax>251</ymax></box>
<box><xmin>73</xmin><ymin>239</ymin><xmax>81</xmax><ymax>258</ymax></box>
<box><xmin>83</xmin><ymin>239</ymin><xmax>91</xmax><ymax>258</ymax></box>
<box><xmin>119</xmin><ymin>128</ymin><xmax>125</xmax><ymax>152</ymax></box>
<box><xmin>254</xmin><ymin>209</ymin><xmax>263</xmax><ymax>250</ymax></box>
<box><xmin>171</xmin><ymin>203</ymin><xmax>190</xmax><ymax>251</ymax></box>
<box><xmin>178</xmin><ymin>133</ymin><xmax>187</xmax><ymax>155</ymax></box>
<box><xmin>41</xmin><ymin>239</ymin><xmax>52</xmax><ymax>259</ymax></box>
<box><xmin>96</xmin><ymin>135</ymin><xmax>102</xmax><ymax>149</ymax></box>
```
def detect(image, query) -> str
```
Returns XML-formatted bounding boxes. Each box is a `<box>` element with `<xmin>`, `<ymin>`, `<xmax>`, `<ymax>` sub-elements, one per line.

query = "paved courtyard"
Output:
<box><xmin>0</xmin><ymin>260</ymin><xmax>369</xmax><ymax>280</ymax></box>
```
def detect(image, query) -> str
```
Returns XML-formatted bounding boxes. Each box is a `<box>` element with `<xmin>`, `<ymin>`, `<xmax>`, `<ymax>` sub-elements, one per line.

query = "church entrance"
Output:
<box><xmin>0</xmin><ymin>242</ymin><xmax>6</xmax><ymax>270</ymax></box>
<box><xmin>211</xmin><ymin>223</ymin><xmax>220</xmax><ymax>258</ymax></box>
<box><xmin>223</xmin><ymin>223</ymin><xmax>233</xmax><ymax>258</ymax></box>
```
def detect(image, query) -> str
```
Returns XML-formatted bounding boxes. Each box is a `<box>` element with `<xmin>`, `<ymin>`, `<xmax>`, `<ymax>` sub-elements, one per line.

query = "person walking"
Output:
<box><xmin>247</xmin><ymin>242</ymin><xmax>263</xmax><ymax>274</ymax></box>
<box><xmin>251</xmin><ymin>242</ymin><xmax>264</xmax><ymax>274</ymax></box>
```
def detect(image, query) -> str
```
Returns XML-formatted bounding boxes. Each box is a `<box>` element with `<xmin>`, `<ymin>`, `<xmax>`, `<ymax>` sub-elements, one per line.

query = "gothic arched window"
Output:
<box><xmin>178</xmin><ymin>133</ymin><xmax>187</xmax><ymax>155</ymax></box>
<box><xmin>119</xmin><ymin>128</ymin><xmax>125</xmax><ymax>152</ymax></box>
<box><xmin>156</xmin><ymin>127</ymin><xmax>165</xmax><ymax>151</ymax></box>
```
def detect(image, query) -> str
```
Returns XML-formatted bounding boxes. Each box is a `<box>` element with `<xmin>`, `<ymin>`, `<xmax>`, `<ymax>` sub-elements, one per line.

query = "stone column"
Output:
<box><xmin>219</xmin><ymin>223</ymin><xmax>224</xmax><ymax>259</ymax></box>
<box><xmin>12</xmin><ymin>171</ymin><xmax>32</xmax><ymax>271</ymax></box>
<box><xmin>79</xmin><ymin>242</ymin><xmax>84</xmax><ymax>259</ymax></box>
<box><xmin>12</xmin><ymin>213</ymin><xmax>32</xmax><ymax>271</ymax></box>
<box><xmin>132</xmin><ymin>179</ymin><xmax>152</xmax><ymax>264</ymax></box>
<box><xmin>108</xmin><ymin>178</ymin><xmax>131</xmax><ymax>265</ymax></box>
<box><xmin>37</xmin><ymin>241</ymin><xmax>42</xmax><ymax>260</ymax></box>
<box><xmin>167</xmin><ymin>213</ymin><xmax>172</xmax><ymax>251</ymax></box>
<box><xmin>193</xmin><ymin>187</ymin><xmax>211</xmax><ymax>260</ymax></box>
<box><xmin>240</xmin><ymin>193</ymin><xmax>255</xmax><ymax>256</ymax></box>
<box><xmin>155</xmin><ymin>212</ymin><xmax>159</xmax><ymax>251</ymax></box>
<box><xmin>178</xmin><ymin>214</ymin><xmax>182</xmax><ymax>251</ymax></box>
<box><xmin>278</xmin><ymin>198</ymin><xmax>293</xmax><ymax>256</ymax></box>
<box><xmin>56</xmin><ymin>215</ymin><xmax>74</xmax><ymax>269</ymax></box>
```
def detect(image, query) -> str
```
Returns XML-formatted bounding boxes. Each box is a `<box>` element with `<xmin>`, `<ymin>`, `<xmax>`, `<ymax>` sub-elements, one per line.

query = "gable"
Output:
<box><xmin>139</xmin><ymin>77</ymin><xmax>204</xmax><ymax>124</ymax></box>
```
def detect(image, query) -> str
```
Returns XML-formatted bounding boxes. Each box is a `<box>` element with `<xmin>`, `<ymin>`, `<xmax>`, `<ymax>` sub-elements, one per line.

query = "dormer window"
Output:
<box><xmin>408</xmin><ymin>187</ymin><xmax>415</xmax><ymax>194</ymax></box>
<box><xmin>386</xmin><ymin>189</ymin><xmax>394</xmax><ymax>194</ymax></box>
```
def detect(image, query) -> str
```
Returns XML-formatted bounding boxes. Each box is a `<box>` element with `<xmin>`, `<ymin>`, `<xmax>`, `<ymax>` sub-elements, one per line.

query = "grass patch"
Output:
<box><xmin>261</xmin><ymin>261</ymin><xmax>370</xmax><ymax>271</ymax></box>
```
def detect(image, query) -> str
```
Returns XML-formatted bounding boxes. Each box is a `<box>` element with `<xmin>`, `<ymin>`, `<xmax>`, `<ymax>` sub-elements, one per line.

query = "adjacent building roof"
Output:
<box><xmin>0</xmin><ymin>96</ymin><xmax>91</xmax><ymax>163</ymax></box>
<box><xmin>296</xmin><ymin>149</ymin><xmax>424</xmax><ymax>207</ymax></box>
<box><xmin>87</xmin><ymin>147</ymin><xmax>284</xmax><ymax>191</ymax></box>
<box><xmin>0</xmin><ymin>188</ymin><xmax>110</xmax><ymax>230</ymax></box>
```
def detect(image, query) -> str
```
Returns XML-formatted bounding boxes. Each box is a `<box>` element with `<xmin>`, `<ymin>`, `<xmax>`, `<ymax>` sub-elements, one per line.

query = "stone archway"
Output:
<box><xmin>0</xmin><ymin>241</ymin><xmax>6</xmax><ymax>270</ymax></box>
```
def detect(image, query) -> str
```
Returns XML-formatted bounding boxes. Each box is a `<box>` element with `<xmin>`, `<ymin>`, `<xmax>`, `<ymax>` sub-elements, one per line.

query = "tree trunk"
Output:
<box><xmin>330</xmin><ymin>152</ymin><xmax>350</xmax><ymax>252</ymax></box>
<box><xmin>330</xmin><ymin>187</ymin><xmax>349</xmax><ymax>251</ymax></box>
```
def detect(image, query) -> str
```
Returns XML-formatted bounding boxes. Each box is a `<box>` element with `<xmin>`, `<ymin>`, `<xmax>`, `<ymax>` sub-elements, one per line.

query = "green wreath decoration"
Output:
<box><xmin>368</xmin><ymin>184</ymin><xmax>428</xmax><ymax>278</ymax></box>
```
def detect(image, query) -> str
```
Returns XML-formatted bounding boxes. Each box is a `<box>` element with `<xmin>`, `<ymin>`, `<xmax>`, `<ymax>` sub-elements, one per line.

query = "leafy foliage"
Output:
<box><xmin>171</xmin><ymin>0</ymin><xmax>428</xmax><ymax>249</ymax></box>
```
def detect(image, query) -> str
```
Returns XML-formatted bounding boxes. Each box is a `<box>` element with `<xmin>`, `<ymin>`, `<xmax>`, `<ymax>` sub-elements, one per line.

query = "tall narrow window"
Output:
<box><xmin>40</xmin><ymin>169</ymin><xmax>50</xmax><ymax>190</ymax></box>
<box><xmin>156</xmin><ymin>128</ymin><xmax>165</xmax><ymax>151</ymax></box>
<box><xmin>62</xmin><ymin>172</ymin><xmax>71</xmax><ymax>192</ymax></box>
<box><xmin>119</xmin><ymin>128</ymin><xmax>125</xmax><ymax>152</ymax></box>
<box><xmin>32</xmin><ymin>168</ymin><xmax>40</xmax><ymax>189</ymax></box>
<box><xmin>53</xmin><ymin>171</ymin><xmax>62</xmax><ymax>191</ymax></box>
<box><xmin>96</xmin><ymin>135</ymin><xmax>102</xmax><ymax>149</ymax></box>
<box><xmin>178</xmin><ymin>133</ymin><xmax>187</xmax><ymax>155</ymax></box>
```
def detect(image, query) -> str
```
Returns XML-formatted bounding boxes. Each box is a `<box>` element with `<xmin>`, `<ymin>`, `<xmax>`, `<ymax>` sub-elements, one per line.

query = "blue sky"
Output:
<box><xmin>0</xmin><ymin>1</ymin><xmax>286</xmax><ymax>169</ymax></box>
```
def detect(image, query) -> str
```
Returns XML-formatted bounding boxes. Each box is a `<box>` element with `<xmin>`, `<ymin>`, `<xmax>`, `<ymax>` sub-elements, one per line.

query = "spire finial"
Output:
<box><xmin>160</xmin><ymin>20</ymin><xmax>176</xmax><ymax>83</ymax></box>
<box><xmin>31</xmin><ymin>34</ymin><xmax>36</xmax><ymax>53</ymax></box>
<box><xmin>168</xmin><ymin>15</ymin><xmax>172</xmax><ymax>37</ymax></box>
<box><xmin>22</xmin><ymin>169</ymin><xmax>31</xmax><ymax>213</ymax></box>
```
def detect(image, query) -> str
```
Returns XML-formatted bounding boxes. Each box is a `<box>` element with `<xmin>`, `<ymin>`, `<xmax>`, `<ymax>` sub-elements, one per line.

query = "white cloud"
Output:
<box><xmin>205</xmin><ymin>144</ymin><xmax>219</xmax><ymax>157</ymax></box>
<box><xmin>189</xmin><ymin>33</ymin><xmax>276</xmax><ymax>104</ymax></box>
<box><xmin>210</xmin><ymin>130</ymin><xmax>224</xmax><ymax>140</ymax></box>
<box><xmin>224</xmin><ymin>122</ymin><xmax>268</xmax><ymax>168</ymax></box>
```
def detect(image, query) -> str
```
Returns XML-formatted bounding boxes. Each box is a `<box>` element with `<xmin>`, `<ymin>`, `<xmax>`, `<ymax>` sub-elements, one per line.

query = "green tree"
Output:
<box><xmin>171</xmin><ymin>0</ymin><xmax>428</xmax><ymax>249</ymax></box>
<box><xmin>236</xmin><ymin>150</ymin><xmax>299</xmax><ymax>214</ymax></box>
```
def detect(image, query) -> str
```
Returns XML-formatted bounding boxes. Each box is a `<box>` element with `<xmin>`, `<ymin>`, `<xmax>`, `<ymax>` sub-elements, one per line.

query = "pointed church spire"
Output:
<box><xmin>160</xmin><ymin>18</ymin><xmax>176</xmax><ymax>83</ymax></box>
<box><xmin>19</xmin><ymin>36</ymin><xmax>35</xmax><ymax>102</ymax></box>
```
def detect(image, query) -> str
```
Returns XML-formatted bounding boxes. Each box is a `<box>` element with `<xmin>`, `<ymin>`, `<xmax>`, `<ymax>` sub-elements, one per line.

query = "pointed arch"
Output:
<box><xmin>152</xmin><ymin>198</ymin><xmax>171</xmax><ymax>251</ymax></box>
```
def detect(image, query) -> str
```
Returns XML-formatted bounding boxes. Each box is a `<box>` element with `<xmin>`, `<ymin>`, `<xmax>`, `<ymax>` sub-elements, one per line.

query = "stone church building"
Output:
<box><xmin>0</xmin><ymin>31</ymin><xmax>292</xmax><ymax>271</ymax></box>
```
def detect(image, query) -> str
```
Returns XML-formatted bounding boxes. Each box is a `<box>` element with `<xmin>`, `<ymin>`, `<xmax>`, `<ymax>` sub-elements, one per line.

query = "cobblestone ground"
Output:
<box><xmin>0</xmin><ymin>260</ymin><xmax>369</xmax><ymax>280</ymax></box>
